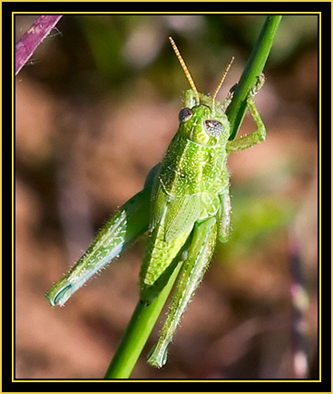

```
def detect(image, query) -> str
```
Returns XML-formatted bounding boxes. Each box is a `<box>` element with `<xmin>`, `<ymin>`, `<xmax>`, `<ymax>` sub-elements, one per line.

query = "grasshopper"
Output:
<box><xmin>46</xmin><ymin>37</ymin><xmax>266</xmax><ymax>368</ymax></box>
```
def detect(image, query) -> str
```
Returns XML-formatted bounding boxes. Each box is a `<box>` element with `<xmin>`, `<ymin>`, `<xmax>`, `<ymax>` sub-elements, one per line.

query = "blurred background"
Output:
<box><xmin>15</xmin><ymin>14</ymin><xmax>318</xmax><ymax>379</ymax></box>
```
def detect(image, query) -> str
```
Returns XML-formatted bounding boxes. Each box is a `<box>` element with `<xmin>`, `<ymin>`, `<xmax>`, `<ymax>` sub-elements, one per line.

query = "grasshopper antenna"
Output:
<box><xmin>212</xmin><ymin>56</ymin><xmax>235</xmax><ymax>110</ymax></box>
<box><xmin>169</xmin><ymin>37</ymin><xmax>200</xmax><ymax>105</ymax></box>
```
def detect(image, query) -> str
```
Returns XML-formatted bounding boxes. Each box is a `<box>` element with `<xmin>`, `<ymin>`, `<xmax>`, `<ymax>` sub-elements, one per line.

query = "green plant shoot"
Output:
<box><xmin>46</xmin><ymin>37</ymin><xmax>266</xmax><ymax>369</ymax></box>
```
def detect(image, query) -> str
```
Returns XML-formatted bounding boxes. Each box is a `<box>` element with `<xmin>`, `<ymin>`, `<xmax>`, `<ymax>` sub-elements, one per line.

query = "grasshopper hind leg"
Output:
<box><xmin>148</xmin><ymin>217</ymin><xmax>217</xmax><ymax>368</ymax></box>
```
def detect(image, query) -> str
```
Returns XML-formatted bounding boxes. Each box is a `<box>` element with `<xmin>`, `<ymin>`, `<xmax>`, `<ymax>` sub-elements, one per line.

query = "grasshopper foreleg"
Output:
<box><xmin>226</xmin><ymin>74</ymin><xmax>266</xmax><ymax>152</ymax></box>
<box><xmin>218</xmin><ymin>189</ymin><xmax>231</xmax><ymax>243</ymax></box>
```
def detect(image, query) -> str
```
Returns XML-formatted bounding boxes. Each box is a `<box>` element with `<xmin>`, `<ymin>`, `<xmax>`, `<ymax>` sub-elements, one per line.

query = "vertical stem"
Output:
<box><xmin>104</xmin><ymin>262</ymin><xmax>182</xmax><ymax>379</ymax></box>
<box><xmin>227</xmin><ymin>15</ymin><xmax>282</xmax><ymax>140</ymax></box>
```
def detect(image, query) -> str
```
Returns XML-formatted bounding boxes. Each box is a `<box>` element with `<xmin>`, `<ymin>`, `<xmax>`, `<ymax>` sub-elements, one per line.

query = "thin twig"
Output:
<box><xmin>15</xmin><ymin>15</ymin><xmax>63</xmax><ymax>75</ymax></box>
<box><xmin>289</xmin><ymin>229</ymin><xmax>310</xmax><ymax>378</ymax></box>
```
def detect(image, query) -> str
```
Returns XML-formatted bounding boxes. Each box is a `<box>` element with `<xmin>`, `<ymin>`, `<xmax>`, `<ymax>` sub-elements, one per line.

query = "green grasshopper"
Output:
<box><xmin>46</xmin><ymin>37</ymin><xmax>266</xmax><ymax>368</ymax></box>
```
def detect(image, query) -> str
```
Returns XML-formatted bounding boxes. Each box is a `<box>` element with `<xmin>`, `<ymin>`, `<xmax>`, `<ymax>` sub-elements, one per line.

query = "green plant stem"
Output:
<box><xmin>104</xmin><ymin>262</ymin><xmax>182</xmax><ymax>379</ymax></box>
<box><xmin>227</xmin><ymin>15</ymin><xmax>282</xmax><ymax>140</ymax></box>
<box><xmin>104</xmin><ymin>14</ymin><xmax>282</xmax><ymax>379</ymax></box>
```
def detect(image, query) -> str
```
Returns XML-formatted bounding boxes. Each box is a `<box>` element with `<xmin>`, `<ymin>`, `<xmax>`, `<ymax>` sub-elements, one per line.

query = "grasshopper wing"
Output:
<box><xmin>140</xmin><ymin>185</ymin><xmax>203</xmax><ymax>303</ymax></box>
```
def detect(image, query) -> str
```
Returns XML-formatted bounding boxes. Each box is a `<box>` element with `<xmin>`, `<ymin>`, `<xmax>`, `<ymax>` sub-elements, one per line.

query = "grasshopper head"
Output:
<box><xmin>178</xmin><ymin>93</ymin><xmax>230</xmax><ymax>147</ymax></box>
<box><xmin>169</xmin><ymin>37</ymin><xmax>233</xmax><ymax>148</ymax></box>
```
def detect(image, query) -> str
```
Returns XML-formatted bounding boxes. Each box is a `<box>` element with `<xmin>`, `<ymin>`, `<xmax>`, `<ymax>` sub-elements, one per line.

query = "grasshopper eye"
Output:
<box><xmin>204</xmin><ymin>119</ymin><xmax>224</xmax><ymax>137</ymax></box>
<box><xmin>179</xmin><ymin>108</ymin><xmax>193</xmax><ymax>123</ymax></box>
